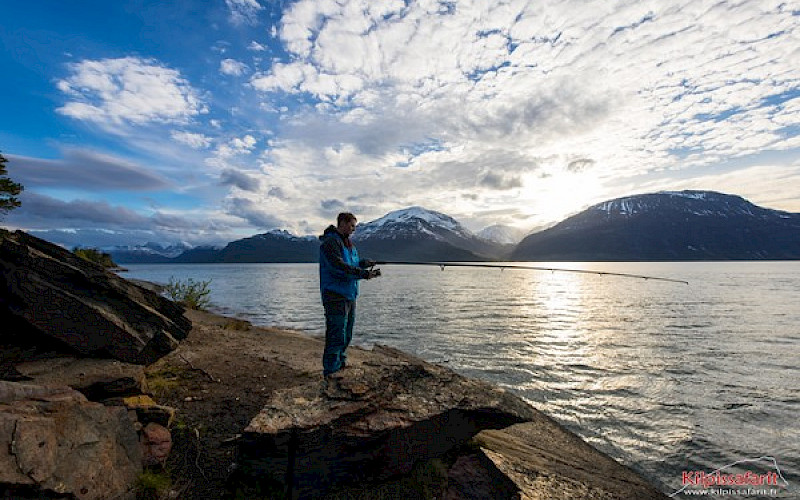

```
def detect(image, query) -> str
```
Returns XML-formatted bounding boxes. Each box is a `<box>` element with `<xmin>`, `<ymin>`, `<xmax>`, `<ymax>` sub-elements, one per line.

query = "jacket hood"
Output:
<box><xmin>319</xmin><ymin>225</ymin><xmax>338</xmax><ymax>240</ymax></box>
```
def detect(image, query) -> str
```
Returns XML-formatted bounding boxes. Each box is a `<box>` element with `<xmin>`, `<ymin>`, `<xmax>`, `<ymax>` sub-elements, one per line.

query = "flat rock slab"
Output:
<box><xmin>0</xmin><ymin>381</ymin><xmax>141</xmax><ymax>500</ymax></box>
<box><xmin>241</xmin><ymin>345</ymin><xmax>537</xmax><ymax>498</ymax></box>
<box><xmin>15</xmin><ymin>356</ymin><xmax>147</xmax><ymax>401</ymax></box>
<box><xmin>0</xmin><ymin>230</ymin><xmax>191</xmax><ymax>364</ymax></box>
<box><xmin>474</xmin><ymin>420</ymin><xmax>670</xmax><ymax>499</ymax></box>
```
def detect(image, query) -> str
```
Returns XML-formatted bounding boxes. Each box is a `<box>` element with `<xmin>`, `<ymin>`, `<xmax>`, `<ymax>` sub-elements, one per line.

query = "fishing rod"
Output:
<box><xmin>371</xmin><ymin>261</ymin><xmax>689</xmax><ymax>285</ymax></box>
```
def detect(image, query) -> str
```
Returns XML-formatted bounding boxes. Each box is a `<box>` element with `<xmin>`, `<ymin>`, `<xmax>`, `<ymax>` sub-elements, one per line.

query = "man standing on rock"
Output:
<box><xmin>319</xmin><ymin>212</ymin><xmax>380</xmax><ymax>378</ymax></box>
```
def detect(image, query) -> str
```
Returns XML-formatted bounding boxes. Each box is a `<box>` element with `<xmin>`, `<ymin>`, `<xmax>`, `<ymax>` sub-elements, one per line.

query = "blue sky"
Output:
<box><xmin>1</xmin><ymin>0</ymin><xmax>798</xmax><ymax>248</ymax></box>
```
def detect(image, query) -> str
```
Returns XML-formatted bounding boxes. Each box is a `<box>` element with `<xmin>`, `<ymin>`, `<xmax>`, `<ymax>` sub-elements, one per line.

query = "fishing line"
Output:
<box><xmin>372</xmin><ymin>261</ymin><xmax>689</xmax><ymax>285</ymax></box>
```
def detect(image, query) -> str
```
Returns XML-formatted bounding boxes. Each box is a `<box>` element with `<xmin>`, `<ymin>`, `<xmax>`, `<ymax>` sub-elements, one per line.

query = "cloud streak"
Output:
<box><xmin>220</xmin><ymin>169</ymin><xmax>261</xmax><ymax>192</ymax></box>
<box><xmin>8</xmin><ymin>150</ymin><xmax>171</xmax><ymax>191</ymax></box>
<box><xmin>7</xmin><ymin>192</ymin><xmax>238</xmax><ymax>247</ymax></box>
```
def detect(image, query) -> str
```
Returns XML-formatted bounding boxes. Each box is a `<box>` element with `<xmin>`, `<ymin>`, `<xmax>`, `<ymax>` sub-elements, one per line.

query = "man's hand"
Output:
<box><xmin>363</xmin><ymin>259</ymin><xmax>377</xmax><ymax>268</ymax></box>
<box><xmin>366</xmin><ymin>269</ymin><xmax>381</xmax><ymax>279</ymax></box>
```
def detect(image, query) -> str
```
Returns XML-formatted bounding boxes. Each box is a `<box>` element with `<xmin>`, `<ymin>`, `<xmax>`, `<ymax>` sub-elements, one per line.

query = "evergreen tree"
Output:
<box><xmin>0</xmin><ymin>151</ymin><xmax>23</xmax><ymax>215</ymax></box>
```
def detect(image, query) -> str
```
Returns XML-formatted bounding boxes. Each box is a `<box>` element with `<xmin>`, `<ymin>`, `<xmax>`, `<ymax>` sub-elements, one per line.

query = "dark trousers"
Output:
<box><xmin>322</xmin><ymin>291</ymin><xmax>356</xmax><ymax>376</ymax></box>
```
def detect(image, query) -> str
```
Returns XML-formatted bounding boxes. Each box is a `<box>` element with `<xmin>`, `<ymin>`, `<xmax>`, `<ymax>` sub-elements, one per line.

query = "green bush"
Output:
<box><xmin>73</xmin><ymin>247</ymin><xmax>118</xmax><ymax>268</ymax></box>
<box><xmin>164</xmin><ymin>277</ymin><xmax>212</xmax><ymax>310</ymax></box>
<box><xmin>136</xmin><ymin>469</ymin><xmax>172</xmax><ymax>500</ymax></box>
<box><xmin>0</xmin><ymin>151</ymin><xmax>23</xmax><ymax>217</ymax></box>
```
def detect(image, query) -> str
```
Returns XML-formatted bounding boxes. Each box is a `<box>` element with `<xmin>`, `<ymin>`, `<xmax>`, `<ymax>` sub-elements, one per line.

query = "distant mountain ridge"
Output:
<box><xmin>109</xmin><ymin>191</ymin><xmax>800</xmax><ymax>264</ymax></box>
<box><xmin>512</xmin><ymin>190</ymin><xmax>800</xmax><ymax>261</ymax></box>
<box><xmin>111</xmin><ymin>207</ymin><xmax>507</xmax><ymax>264</ymax></box>
<box><xmin>209</xmin><ymin>230</ymin><xmax>318</xmax><ymax>263</ymax></box>
<box><xmin>105</xmin><ymin>242</ymin><xmax>198</xmax><ymax>263</ymax></box>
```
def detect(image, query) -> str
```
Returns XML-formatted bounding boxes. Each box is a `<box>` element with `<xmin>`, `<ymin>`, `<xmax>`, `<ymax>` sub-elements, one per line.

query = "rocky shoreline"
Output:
<box><xmin>1</xmin><ymin>230</ymin><xmax>669</xmax><ymax>499</ymax></box>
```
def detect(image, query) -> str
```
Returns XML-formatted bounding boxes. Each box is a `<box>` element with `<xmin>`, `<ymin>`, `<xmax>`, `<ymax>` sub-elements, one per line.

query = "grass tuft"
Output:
<box><xmin>136</xmin><ymin>469</ymin><xmax>172</xmax><ymax>500</ymax></box>
<box><xmin>224</xmin><ymin>319</ymin><xmax>251</xmax><ymax>331</ymax></box>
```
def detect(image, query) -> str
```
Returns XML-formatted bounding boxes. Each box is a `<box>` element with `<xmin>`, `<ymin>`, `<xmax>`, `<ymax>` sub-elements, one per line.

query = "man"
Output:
<box><xmin>319</xmin><ymin>212</ymin><xmax>380</xmax><ymax>378</ymax></box>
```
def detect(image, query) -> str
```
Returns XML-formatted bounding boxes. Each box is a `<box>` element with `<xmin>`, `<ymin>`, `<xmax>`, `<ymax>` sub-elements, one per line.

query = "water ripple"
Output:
<box><xmin>124</xmin><ymin>261</ymin><xmax>800</xmax><ymax>495</ymax></box>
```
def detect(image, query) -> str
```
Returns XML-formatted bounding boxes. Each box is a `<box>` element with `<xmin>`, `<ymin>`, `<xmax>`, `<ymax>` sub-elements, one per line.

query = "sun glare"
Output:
<box><xmin>521</xmin><ymin>171</ymin><xmax>603</xmax><ymax>228</ymax></box>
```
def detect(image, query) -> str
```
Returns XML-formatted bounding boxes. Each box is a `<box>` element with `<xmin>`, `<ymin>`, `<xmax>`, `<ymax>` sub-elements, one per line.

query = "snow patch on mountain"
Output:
<box><xmin>104</xmin><ymin>241</ymin><xmax>195</xmax><ymax>258</ymax></box>
<box><xmin>355</xmin><ymin>206</ymin><xmax>471</xmax><ymax>239</ymax></box>
<box><xmin>257</xmin><ymin>229</ymin><xmax>316</xmax><ymax>241</ymax></box>
<box><xmin>662</xmin><ymin>191</ymin><xmax>708</xmax><ymax>200</ymax></box>
<box><xmin>590</xmin><ymin>190</ymin><xmax>774</xmax><ymax>219</ymax></box>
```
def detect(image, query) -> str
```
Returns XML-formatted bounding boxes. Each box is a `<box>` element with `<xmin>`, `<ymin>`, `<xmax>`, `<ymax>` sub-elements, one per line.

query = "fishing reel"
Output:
<box><xmin>366</xmin><ymin>263</ymin><xmax>382</xmax><ymax>279</ymax></box>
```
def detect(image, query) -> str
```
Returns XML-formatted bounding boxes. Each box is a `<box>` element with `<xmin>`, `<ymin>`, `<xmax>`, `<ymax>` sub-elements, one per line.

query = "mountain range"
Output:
<box><xmin>108</xmin><ymin>191</ymin><xmax>800</xmax><ymax>264</ymax></box>
<box><xmin>513</xmin><ymin>191</ymin><xmax>800</xmax><ymax>260</ymax></box>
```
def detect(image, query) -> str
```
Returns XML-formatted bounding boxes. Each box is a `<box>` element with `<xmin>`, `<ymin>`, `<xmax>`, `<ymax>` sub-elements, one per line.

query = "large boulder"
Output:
<box><xmin>0</xmin><ymin>381</ymin><xmax>142</xmax><ymax>499</ymax></box>
<box><xmin>0</xmin><ymin>230</ymin><xmax>191</xmax><ymax>365</ymax></box>
<box><xmin>240</xmin><ymin>346</ymin><xmax>537</xmax><ymax>498</ymax></box>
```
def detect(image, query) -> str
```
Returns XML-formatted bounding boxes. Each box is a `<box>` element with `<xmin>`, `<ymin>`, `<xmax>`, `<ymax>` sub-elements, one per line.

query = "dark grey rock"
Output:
<box><xmin>443</xmin><ymin>452</ymin><xmax>520</xmax><ymax>500</ymax></box>
<box><xmin>240</xmin><ymin>345</ymin><xmax>536</xmax><ymax>498</ymax></box>
<box><xmin>0</xmin><ymin>230</ymin><xmax>191</xmax><ymax>365</ymax></box>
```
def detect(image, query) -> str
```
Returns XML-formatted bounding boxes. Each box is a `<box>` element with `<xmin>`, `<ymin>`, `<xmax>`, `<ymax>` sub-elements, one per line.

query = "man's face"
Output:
<box><xmin>338</xmin><ymin>219</ymin><xmax>357</xmax><ymax>237</ymax></box>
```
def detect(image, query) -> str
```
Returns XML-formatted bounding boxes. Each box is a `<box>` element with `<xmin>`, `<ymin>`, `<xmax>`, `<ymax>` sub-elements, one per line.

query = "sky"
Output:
<box><xmin>1</xmin><ymin>0</ymin><xmax>798</xmax><ymax>248</ymax></box>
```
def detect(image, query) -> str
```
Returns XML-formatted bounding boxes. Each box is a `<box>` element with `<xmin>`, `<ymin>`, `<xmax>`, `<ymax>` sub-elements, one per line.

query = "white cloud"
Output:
<box><xmin>208</xmin><ymin>135</ymin><xmax>259</xmax><ymax>163</ymax></box>
<box><xmin>226</xmin><ymin>0</ymin><xmax>263</xmax><ymax>26</ymax></box>
<box><xmin>171</xmin><ymin>131</ymin><xmax>213</xmax><ymax>149</ymax></box>
<box><xmin>238</xmin><ymin>0</ymin><xmax>799</xmax><ymax>231</ymax></box>
<box><xmin>36</xmin><ymin>1</ymin><xmax>798</xmax><ymax>243</ymax></box>
<box><xmin>232</xmin><ymin>135</ymin><xmax>257</xmax><ymax>151</ymax></box>
<box><xmin>57</xmin><ymin>57</ymin><xmax>205</xmax><ymax>126</ymax></box>
<box><xmin>220</xmin><ymin>58</ymin><xmax>249</xmax><ymax>76</ymax></box>
<box><xmin>248</xmin><ymin>41</ymin><xmax>267</xmax><ymax>51</ymax></box>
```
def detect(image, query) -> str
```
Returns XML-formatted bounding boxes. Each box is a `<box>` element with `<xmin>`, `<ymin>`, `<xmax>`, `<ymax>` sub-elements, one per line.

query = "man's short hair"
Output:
<box><xmin>337</xmin><ymin>212</ymin><xmax>357</xmax><ymax>226</ymax></box>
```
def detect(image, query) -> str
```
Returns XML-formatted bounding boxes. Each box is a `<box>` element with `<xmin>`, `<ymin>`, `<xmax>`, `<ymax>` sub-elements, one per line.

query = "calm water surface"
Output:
<box><xmin>124</xmin><ymin>261</ymin><xmax>800</xmax><ymax>497</ymax></box>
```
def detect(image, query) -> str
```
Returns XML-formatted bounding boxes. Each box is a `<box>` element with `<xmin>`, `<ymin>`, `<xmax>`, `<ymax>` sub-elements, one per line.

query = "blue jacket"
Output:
<box><xmin>319</xmin><ymin>225</ymin><xmax>370</xmax><ymax>301</ymax></box>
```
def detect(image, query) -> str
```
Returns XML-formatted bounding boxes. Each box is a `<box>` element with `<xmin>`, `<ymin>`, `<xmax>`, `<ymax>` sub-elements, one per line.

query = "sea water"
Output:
<box><xmin>124</xmin><ymin>261</ymin><xmax>800</xmax><ymax>498</ymax></box>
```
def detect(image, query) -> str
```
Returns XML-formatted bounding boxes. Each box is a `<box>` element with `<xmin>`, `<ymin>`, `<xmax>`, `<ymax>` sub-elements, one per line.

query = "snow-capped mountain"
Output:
<box><xmin>477</xmin><ymin>224</ymin><xmax>524</xmax><ymax>245</ymax></box>
<box><xmin>589</xmin><ymin>190</ymin><xmax>784</xmax><ymax>221</ymax></box>
<box><xmin>107</xmin><ymin>242</ymin><xmax>195</xmax><ymax>263</ymax></box>
<box><xmin>512</xmin><ymin>190</ymin><xmax>800</xmax><ymax>261</ymax></box>
<box><xmin>353</xmin><ymin>207</ymin><xmax>504</xmax><ymax>261</ymax></box>
<box><xmin>354</xmin><ymin>207</ymin><xmax>469</xmax><ymax>239</ymax></box>
<box><xmin>132</xmin><ymin>207</ymin><xmax>504</xmax><ymax>263</ymax></box>
<box><xmin>108</xmin><ymin>192</ymin><xmax>797</xmax><ymax>264</ymax></box>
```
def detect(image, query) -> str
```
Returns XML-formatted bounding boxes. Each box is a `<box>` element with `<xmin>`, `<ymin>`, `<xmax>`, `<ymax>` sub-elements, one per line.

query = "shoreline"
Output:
<box><xmin>144</xmin><ymin>305</ymin><xmax>669</xmax><ymax>498</ymax></box>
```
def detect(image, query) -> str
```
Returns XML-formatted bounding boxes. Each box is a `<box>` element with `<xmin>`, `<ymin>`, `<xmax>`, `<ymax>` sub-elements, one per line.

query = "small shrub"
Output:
<box><xmin>224</xmin><ymin>319</ymin><xmax>250</xmax><ymax>331</ymax></box>
<box><xmin>164</xmin><ymin>277</ymin><xmax>212</xmax><ymax>310</ymax></box>
<box><xmin>136</xmin><ymin>469</ymin><xmax>172</xmax><ymax>500</ymax></box>
<box><xmin>0</xmin><ymin>151</ymin><xmax>23</xmax><ymax>217</ymax></box>
<box><xmin>73</xmin><ymin>247</ymin><xmax>118</xmax><ymax>268</ymax></box>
